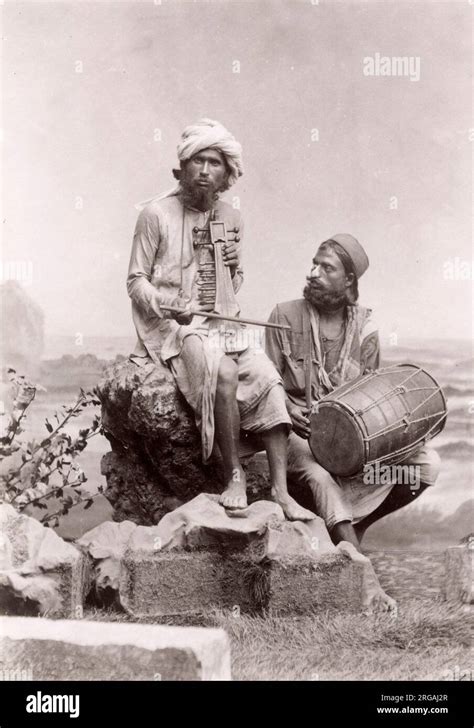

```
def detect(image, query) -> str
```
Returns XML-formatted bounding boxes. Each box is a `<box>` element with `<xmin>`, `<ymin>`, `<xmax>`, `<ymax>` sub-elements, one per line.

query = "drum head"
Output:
<box><xmin>309</xmin><ymin>402</ymin><xmax>365</xmax><ymax>477</ymax></box>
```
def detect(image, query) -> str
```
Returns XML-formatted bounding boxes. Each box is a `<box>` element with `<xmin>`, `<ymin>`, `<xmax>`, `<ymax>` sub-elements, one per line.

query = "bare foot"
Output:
<box><xmin>272</xmin><ymin>491</ymin><xmax>316</xmax><ymax>521</ymax></box>
<box><xmin>363</xmin><ymin>585</ymin><xmax>398</xmax><ymax>615</ymax></box>
<box><xmin>337</xmin><ymin>541</ymin><xmax>398</xmax><ymax>615</ymax></box>
<box><xmin>219</xmin><ymin>467</ymin><xmax>247</xmax><ymax>510</ymax></box>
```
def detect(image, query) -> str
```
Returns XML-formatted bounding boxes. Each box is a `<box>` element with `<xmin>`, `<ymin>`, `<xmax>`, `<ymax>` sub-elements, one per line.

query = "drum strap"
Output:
<box><xmin>306</xmin><ymin>303</ymin><xmax>336</xmax><ymax>402</ymax></box>
<box><xmin>303</xmin><ymin>304</ymin><xmax>313</xmax><ymax>410</ymax></box>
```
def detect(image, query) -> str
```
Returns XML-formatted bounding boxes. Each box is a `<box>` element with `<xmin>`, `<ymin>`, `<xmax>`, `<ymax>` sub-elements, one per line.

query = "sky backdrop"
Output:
<box><xmin>2</xmin><ymin>0</ymin><xmax>472</xmax><ymax>346</ymax></box>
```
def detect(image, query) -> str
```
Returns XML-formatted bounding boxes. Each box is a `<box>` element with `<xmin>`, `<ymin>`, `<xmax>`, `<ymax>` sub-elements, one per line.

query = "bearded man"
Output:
<box><xmin>127</xmin><ymin>118</ymin><xmax>314</xmax><ymax>521</ymax></box>
<box><xmin>265</xmin><ymin>234</ymin><xmax>441</xmax><ymax>551</ymax></box>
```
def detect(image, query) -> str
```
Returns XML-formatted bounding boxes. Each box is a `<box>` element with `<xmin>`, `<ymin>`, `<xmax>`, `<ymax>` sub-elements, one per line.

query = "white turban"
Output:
<box><xmin>135</xmin><ymin>118</ymin><xmax>243</xmax><ymax>209</ymax></box>
<box><xmin>176</xmin><ymin>118</ymin><xmax>244</xmax><ymax>189</ymax></box>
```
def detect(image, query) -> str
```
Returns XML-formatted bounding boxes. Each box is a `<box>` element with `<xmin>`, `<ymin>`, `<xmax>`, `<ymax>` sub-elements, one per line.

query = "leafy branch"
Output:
<box><xmin>0</xmin><ymin>369</ymin><xmax>104</xmax><ymax>528</ymax></box>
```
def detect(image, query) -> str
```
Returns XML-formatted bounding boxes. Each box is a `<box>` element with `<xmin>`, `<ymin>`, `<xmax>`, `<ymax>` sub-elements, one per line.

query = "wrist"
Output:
<box><xmin>285</xmin><ymin>398</ymin><xmax>295</xmax><ymax>413</ymax></box>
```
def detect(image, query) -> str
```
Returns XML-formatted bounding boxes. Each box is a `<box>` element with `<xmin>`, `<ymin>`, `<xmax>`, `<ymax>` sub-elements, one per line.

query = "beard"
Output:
<box><xmin>303</xmin><ymin>279</ymin><xmax>350</xmax><ymax>312</ymax></box>
<box><xmin>181</xmin><ymin>174</ymin><xmax>218</xmax><ymax>212</ymax></box>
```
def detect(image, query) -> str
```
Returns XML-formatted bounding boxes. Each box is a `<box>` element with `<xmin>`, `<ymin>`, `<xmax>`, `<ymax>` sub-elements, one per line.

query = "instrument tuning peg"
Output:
<box><xmin>229</xmin><ymin>227</ymin><xmax>239</xmax><ymax>233</ymax></box>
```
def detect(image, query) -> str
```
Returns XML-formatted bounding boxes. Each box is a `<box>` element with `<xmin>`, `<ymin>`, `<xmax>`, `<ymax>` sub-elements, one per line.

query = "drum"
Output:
<box><xmin>309</xmin><ymin>363</ymin><xmax>447</xmax><ymax>476</ymax></box>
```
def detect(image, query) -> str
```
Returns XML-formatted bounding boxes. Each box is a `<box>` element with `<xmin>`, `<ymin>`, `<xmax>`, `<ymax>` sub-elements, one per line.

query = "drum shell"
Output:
<box><xmin>309</xmin><ymin>364</ymin><xmax>447</xmax><ymax>476</ymax></box>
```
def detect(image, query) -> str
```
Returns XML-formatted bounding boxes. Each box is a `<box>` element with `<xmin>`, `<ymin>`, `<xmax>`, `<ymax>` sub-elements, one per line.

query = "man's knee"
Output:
<box><xmin>180</xmin><ymin>334</ymin><xmax>206</xmax><ymax>364</ymax></box>
<box><xmin>289</xmin><ymin>455</ymin><xmax>338</xmax><ymax>494</ymax></box>
<box><xmin>217</xmin><ymin>356</ymin><xmax>238</xmax><ymax>397</ymax></box>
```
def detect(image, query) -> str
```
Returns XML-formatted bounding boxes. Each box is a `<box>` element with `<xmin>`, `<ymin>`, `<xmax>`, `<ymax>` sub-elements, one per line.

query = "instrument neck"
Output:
<box><xmin>209</xmin><ymin>215</ymin><xmax>245</xmax><ymax>352</ymax></box>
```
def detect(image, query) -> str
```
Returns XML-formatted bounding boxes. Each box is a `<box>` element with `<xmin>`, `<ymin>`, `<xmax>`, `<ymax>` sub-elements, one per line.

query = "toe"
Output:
<box><xmin>228</xmin><ymin>496</ymin><xmax>247</xmax><ymax>510</ymax></box>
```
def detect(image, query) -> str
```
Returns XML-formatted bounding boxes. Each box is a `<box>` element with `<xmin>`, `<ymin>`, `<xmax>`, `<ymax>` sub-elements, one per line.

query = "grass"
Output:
<box><xmin>84</xmin><ymin>599</ymin><xmax>473</xmax><ymax>681</ymax></box>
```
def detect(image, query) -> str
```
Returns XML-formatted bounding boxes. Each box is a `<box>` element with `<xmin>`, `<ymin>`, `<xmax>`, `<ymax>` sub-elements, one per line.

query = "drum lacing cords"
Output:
<box><xmin>353</xmin><ymin>368</ymin><xmax>437</xmax><ymax>416</ymax></box>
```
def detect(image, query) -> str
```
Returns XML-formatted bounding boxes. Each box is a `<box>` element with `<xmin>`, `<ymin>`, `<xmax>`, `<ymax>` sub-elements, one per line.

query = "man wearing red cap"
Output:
<box><xmin>266</xmin><ymin>235</ymin><xmax>441</xmax><ymax>559</ymax></box>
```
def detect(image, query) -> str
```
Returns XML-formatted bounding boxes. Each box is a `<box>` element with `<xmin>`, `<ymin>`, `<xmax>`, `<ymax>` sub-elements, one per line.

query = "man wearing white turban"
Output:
<box><xmin>127</xmin><ymin>119</ymin><xmax>315</xmax><ymax>521</ymax></box>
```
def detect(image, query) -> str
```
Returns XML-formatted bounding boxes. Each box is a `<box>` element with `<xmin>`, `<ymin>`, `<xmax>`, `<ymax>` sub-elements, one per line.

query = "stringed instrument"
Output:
<box><xmin>160</xmin><ymin>210</ymin><xmax>291</xmax><ymax>344</ymax></box>
<box><xmin>206</xmin><ymin>216</ymin><xmax>247</xmax><ymax>353</ymax></box>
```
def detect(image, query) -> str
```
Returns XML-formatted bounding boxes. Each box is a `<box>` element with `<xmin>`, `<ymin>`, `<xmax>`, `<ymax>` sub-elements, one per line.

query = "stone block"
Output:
<box><xmin>0</xmin><ymin>505</ymin><xmax>88</xmax><ymax>618</ymax></box>
<box><xmin>261</xmin><ymin>553</ymin><xmax>369</xmax><ymax>615</ymax></box>
<box><xmin>119</xmin><ymin>505</ymin><xmax>370</xmax><ymax>617</ymax></box>
<box><xmin>445</xmin><ymin>544</ymin><xmax>473</xmax><ymax>604</ymax></box>
<box><xmin>254</xmin><ymin>517</ymin><xmax>336</xmax><ymax>560</ymax></box>
<box><xmin>78</xmin><ymin>520</ymin><xmax>138</xmax><ymax>606</ymax></box>
<box><xmin>0</xmin><ymin>616</ymin><xmax>231</xmax><ymax>680</ymax></box>
<box><xmin>120</xmin><ymin>550</ymin><xmax>255</xmax><ymax>617</ymax></box>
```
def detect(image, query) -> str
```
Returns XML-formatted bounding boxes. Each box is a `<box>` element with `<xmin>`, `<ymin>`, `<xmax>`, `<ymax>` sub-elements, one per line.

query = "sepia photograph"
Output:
<box><xmin>0</xmin><ymin>0</ymin><xmax>472</xmax><ymax>718</ymax></box>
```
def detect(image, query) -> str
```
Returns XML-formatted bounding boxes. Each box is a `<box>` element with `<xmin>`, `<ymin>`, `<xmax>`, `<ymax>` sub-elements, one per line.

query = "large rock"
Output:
<box><xmin>0</xmin><ymin>616</ymin><xmax>231</xmax><ymax>681</ymax></box>
<box><xmin>97</xmin><ymin>358</ymin><xmax>270</xmax><ymax>524</ymax></box>
<box><xmin>0</xmin><ymin>281</ymin><xmax>44</xmax><ymax>378</ymax></box>
<box><xmin>126</xmin><ymin>493</ymin><xmax>286</xmax><ymax>552</ymax></box>
<box><xmin>0</xmin><ymin>504</ymin><xmax>88</xmax><ymax>618</ymax></box>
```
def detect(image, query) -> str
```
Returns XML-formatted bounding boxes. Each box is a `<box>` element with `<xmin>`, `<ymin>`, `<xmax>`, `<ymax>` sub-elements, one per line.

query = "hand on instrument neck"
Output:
<box><xmin>222</xmin><ymin>239</ymin><xmax>239</xmax><ymax>272</ymax></box>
